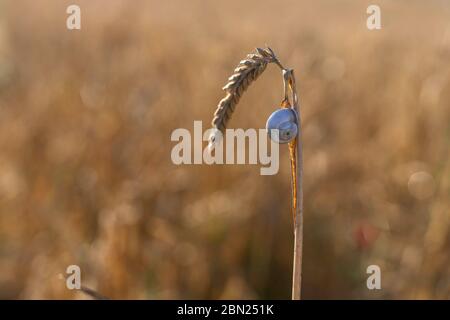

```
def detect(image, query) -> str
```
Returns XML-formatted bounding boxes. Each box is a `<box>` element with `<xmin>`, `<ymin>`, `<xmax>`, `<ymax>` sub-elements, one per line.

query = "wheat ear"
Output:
<box><xmin>209</xmin><ymin>47</ymin><xmax>284</xmax><ymax>145</ymax></box>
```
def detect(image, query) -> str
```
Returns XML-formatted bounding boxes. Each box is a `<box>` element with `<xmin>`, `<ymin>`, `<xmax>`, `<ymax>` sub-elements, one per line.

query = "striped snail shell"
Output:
<box><xmin>266</xmin><ymin>108</ymin><xmax>298</xmax><ymax>144</ymax></box>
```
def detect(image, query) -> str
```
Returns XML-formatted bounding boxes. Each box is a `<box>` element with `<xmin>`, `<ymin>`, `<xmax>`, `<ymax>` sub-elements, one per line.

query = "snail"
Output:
<box><xmin>266</xmin><ymin>108</ymin><xmax>298</xmax><ymax>144</ymax></box>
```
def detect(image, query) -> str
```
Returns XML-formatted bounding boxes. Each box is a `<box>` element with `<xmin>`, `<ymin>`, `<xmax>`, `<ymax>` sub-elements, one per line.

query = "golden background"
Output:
<box><xmin>0</xmin><ymin>0</ymin><xmax>448</xmax><ymax>299</ymax></box>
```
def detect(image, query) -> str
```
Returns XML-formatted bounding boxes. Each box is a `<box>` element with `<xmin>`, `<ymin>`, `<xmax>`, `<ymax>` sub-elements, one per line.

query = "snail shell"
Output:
<box><xmin>266</xmin><ymin>108</ymin><xmax>298</xmax><ymax>144</ymax></box>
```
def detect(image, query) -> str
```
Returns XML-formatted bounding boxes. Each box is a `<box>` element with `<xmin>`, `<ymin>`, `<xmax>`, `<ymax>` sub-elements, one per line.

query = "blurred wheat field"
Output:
<box><xmin>0</xmin><ymin>0</ymin><xmax>449</xmax><ymax>299</ymax></box>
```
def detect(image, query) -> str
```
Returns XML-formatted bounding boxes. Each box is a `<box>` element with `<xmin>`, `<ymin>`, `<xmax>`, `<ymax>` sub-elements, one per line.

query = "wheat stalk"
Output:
<box><xmin>80</xmin><ymin>285</ymin><xmax>109</xmax><ymax>300</ymax></box>
<box><xmin>209</xmin><ymin>47</ymin><xmax>304</xmax><ymax>300</ymax></box>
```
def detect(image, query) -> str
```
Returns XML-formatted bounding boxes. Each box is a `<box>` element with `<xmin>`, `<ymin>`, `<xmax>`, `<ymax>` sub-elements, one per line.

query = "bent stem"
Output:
<box><xmin>283</xmin><ymin>69</ymin><xmax>303</xmax><ymax>300</ymax></box>
<box><xmin>273</xmin><ymin>58</ymin><xmax>304</xmax><ymax>300</ymax></box>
